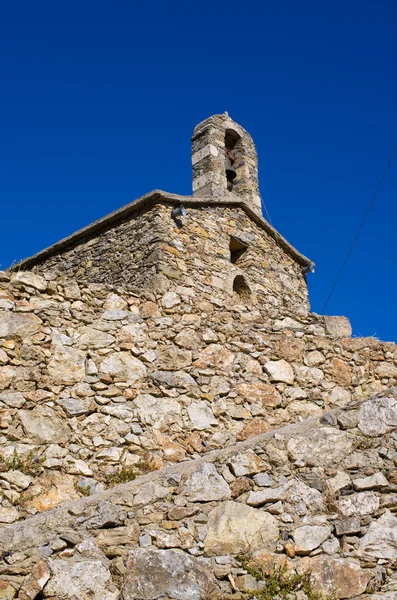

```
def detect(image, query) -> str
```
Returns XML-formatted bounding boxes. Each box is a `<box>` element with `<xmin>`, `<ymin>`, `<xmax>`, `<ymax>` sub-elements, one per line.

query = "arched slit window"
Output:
<box><xmin>233</xmin><ymin>275</ymin><xmax>251</xmax><ymax>300</ymax></box>
<box><xmin>225</xmin><ymin>129</ymin><xmax>242</xmax><ymax>190</ymax></box>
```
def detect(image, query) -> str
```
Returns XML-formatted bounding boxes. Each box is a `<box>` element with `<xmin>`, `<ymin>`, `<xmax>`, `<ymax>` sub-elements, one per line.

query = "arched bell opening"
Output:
<box><xmin>225</xmin><ymin>129</ymin><xmax>242</xmax><ymax>191</ymax></box>
<box><xmin>232</xmin><ymin>274</ymin><xmax>251</xmax><ymax>300</ymax></box>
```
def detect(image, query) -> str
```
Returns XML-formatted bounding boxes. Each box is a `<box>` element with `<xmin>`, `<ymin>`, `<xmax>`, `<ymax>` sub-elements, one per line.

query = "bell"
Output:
<box><xmin>225</xmin><ymin>156</ymin><xmax>237</xmax><ymax>181</ymax></box>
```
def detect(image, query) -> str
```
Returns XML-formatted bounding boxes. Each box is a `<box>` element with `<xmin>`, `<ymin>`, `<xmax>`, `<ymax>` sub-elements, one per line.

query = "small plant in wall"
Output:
<box><xmin>104</xmin><ymin>465</ymin><xmax>140</xmax><ymax>487</ymax></box>
<box><xmin>236</xmin><ymin>556</ymin><xmax>338</xmax><ymax>600</ymax></box>
<box><xmin>103</xmin><ymin>456</ymin><xmax>153</xmax><ymax>488</ymax></box>
<box><xmin>0</xmin><ymin>450</ymin><xmax>45</xmax><ymax>477</ymax></box>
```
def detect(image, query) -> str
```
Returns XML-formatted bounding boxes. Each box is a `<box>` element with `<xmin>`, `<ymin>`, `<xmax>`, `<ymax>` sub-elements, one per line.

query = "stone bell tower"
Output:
<box><xmin>191</xmin><ymin>112</ymin><xmax>262</xmax><ymax>214</ymax></box>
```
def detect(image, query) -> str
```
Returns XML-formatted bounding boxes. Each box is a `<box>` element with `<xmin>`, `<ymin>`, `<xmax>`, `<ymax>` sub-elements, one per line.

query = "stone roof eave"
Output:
<box><xmin>9</xmin><ymin>190</ymin><xmax>314</xmax><ymax>271</ymax></box>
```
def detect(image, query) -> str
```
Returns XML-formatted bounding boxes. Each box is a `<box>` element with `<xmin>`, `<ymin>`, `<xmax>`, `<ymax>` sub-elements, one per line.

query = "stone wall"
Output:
<box><xmin>28</xmin><ymin>203</ymin><xmax>164</xmax><ymax>290</ymax></box>
<box><xmin>1</xmin><ymin>390</ymin><xmax>397</xmax><ymax>599</ymax></box>
<box><xmin>30</xmin><ymin>203</ymin><xmax>310</xmax><ymax>319</ymax></box>
<box><xmin>0</xmin><ymin>269</ymin><xmax>396</xmax><ymax>529</ymax></box>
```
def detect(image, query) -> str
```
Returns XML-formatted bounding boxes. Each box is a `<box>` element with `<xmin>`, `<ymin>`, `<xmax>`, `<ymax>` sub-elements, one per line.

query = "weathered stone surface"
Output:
<box><xmin>360</xmin><ymin>510</ymin><xmax>397</xmax><ymax>560</ymax></box>
<box><xmin>48</xmin><ymin>344</ymin><xmax>86</xmax><ymax>384</ymax></box>
<box><xmin>376</xmin><ymin>362</ymin><xmax>397</xmax><ymax>378</ymax></box>
<box><xmin>0</xmin><ymin>580</ymin><xmax>16</xmax><ymax>599</ymax></box>
<box><xmin>161</xmin><ymin>291</ymin><xmax>180</xmax><ymax>308</ymax></box>
<box><xmin>116</xmin><ymin>323</ymin><xmax>147</xmax><ymax>344</ymax></box>
<box><xmin>45</xmin><ymin>559</ymin><xmax>116</xmax><ymax>600</ymax></box>
<box><xmin>287</xmin><ymin>427</ymin><xmax>355</xmax><ymax>467</ymax></box>
<box><xmin>0</xmin><ymin>365</ymin><xmax>15</xmax><ymax>390</ymax></box>
<box><xmin>236</xmin><ymin>418</ymin><xmax>270</xmax><ymax>441</ymax></box>
<box><xmin>329</xmin><ymin>357</ymin><xmax>352</xmax><ymax>385</ymax></box>
<box><xmin>0</xmin><ymin>470</ymin><xmax>32</xmax><ymax>490</ymax></box>
<box><xmin>99</xmin><ymin>352</ymin><xmax>146</xmax><ymax>383</ymax></box>
<box><xmin>273</xmin><ymin>317</ymin><xmax>304</xmax><ymax>331</ymax></box>
<box><xmin>0</xmin><ymin>390</ymin><xmax>26</xmax><ymax>407</ymax></box>
<box><xmin>204</xmin><ymin>501</ymin><xmax>279</xmax><ymax>555</ymax></box>
<box><xmin>293</xmin><ymin>525</ymin><xmax>332</xmax><ymax>555</ymax></box>
<box><xmin>246</xmin><ymin>484</ymin><xmax>289</xmax><ymax>507</ymax></box>
<box><xmin>304</xmin><ymin>350</ymin><xmax>325</xmax><ymax>367</ymax></box>
<box><xmin>132</xmin><ymin>481</ymin><xmax>170</xmax><ymax>506</ymax></box>
<box><xmin>0</xmin><ymin>506</ymin><xmax>19</xmax><ymax>524</ymax></box>
<box><xmin>18</xmin><ymin>560</ymin><xmax>50</xmax><ymax>600</ymax></box>
<box><xmin>0</xmin><ymin>312</ymin><xmax>42</xmax><ymax>340</ymax></box>
<box><xmin>359</xmin><ymin>397</ymin><xmax>397</xmax><ymax>437</ymax></box>
<box><xmin>299</xmin><ymin>556</ymin><xmax>372</xmax><ymax>598</ymax></box>
<box><xmin>253</xmin><ymin>473</ymin><xmax>274</xmax><ymax>487</ymax></box>
<box><xmin>353</xmin><ymin>472</ymin><xmax>388</xmax><ymax>491</ymax></box>
<box><xmin>228</xmin><ymin>449</ymin><xmax>266</xmax><ymax>476</ymax></box>
<box><xmin>87</xmin><ymin>501</ymin><xmax>126</xmax><ymax>529</ymax></box>
<box><xmin>237</xmin><ymin>382</ymin><xmax>282</xmax><ymax>406</ymax></box>
<box><xmin>273</xmin><ymin>336</ymin><xmax>305</xmax><ymax>362</ymax></box>
<box><xmin>19</xmin><ymin>406</ymin><xmax>70</xmax><ymax>443</ymax></box>
<box><xmin>287</xmin><ymin>479</ymin><xmax>325</xmax><ymax>514</ymax></box>
<box><xmin>338</xmin><ymin>491</ymin><xmax>379</xmax><ymax>517</ymax></box>
<box><xmin>329</xmin><ymin>386</ymin><xmax>351</xmax><ymax>407</ymax></box>
<box><xmin>123</xmin><ymin>548</ymin><xmax>217</xmax><ymax>600</ymax></box>
<box><xmin>157</xmin><ymin>345</ymin><xmax>192</xmax><ymax>370</ymax></box>
<box><xmin>27</xmin><ymin>472</ymin><xmax>79</xmax><ymax>512</ymax></box>
<box><xmin>151</xmin><ymin>370</ymin><xmax>198</xmax><ymax>390</ymax></box>
<box><xmin>134</xmin><ymin>394</ymin><xmax>181</xmax><ymax>427</ymax></box>
<box><xmin>335</xmin><ymin>517</ymin><xmax>361</xmax><ymax>536</ymax></box>
<box><xmin>174</xmin><ymin>328</ymin><xmax>200</xmax><ymax>350</ymax></box>
<box><xmin>193</xmin><ymin>344</ymin><xmax>235</xmax><ymax>369</ymax></box>
<box><xmin>58</xmin><ymin>396</ymin><xmax>92</xmax><ymax>417</ymax></box>
<box><xmin>324</xmin><ymin>315</ymin><xmax>352</xmax><ymax>339</ymax></box>
<box><xmin>104</xmin><ymin>292</ymin><xmax>128</xmax><ymax>310</ymax></box>
<box><xmin>96</xmin><ymin>523</ymin><xmax>140</xmax><ymax>549</ymax></box>
<box><xmin>182</xmin><ymin>463</ymin><xmax>231</xmax><ymax>502</ymax></box>
<box><xmin>264</xmin><ymin>359</ymin><xmax>294</xmax><ymax>384</ymax></box>
<box><xmin>77</xmin><ymin>326</ymin><xmax>115</xmax><ymax>349</ymax></box>
<box><xmin>187</xmin><ymin>401</ymin><xmax>218</xmax><ymax>429</ymax></box>
<box><xmin>328</xmin><ymin>471</ymin><xmax>351</xmax><ymax>493</ymax></box>
<box><xmin>11</xmin><ymin>271</ymin><xmax>47</xmax><ymax>291</ymax></box>
<box><xmin>103</xmin><ymin>308</ymin><xmax>131</xmax><ymax>320</ymax></box>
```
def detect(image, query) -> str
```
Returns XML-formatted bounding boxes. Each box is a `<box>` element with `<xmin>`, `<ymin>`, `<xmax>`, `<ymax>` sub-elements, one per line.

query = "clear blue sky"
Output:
<box><xmin>1</xmin><ymin>1</ymin><xmax>396</xmax><ymax>341</ymax></box>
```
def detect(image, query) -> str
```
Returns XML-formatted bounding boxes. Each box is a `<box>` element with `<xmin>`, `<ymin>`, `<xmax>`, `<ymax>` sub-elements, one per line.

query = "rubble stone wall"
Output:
<box><xmin>1</xmin><ymin>392</ymin><xmax>397</xmax><ymax>599</ymax></box>
<box><xmin>29</xmin><ymin>203</ymin><xmax>163</xmax><ymax>290</ymax></box>
<box><xmin>0</xmin><ymin>269</ymin><xmax>396</xmax><ymax>532</ymax></box>
<box><xmin>31</xmin><ymin>204</ymin><xmax>310</xmax><ymax>318</ymax></box>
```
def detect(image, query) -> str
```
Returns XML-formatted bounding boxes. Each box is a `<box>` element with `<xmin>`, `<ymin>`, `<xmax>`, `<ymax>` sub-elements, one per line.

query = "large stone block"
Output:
<box><xmin>123</xmin><ymin>548</ymin><xmax>217</xmax><ymax>600</ymax></box>
<box><xmin>359</xmin><ymin>397</ymin><xmax>397</xmax><ymax>437</ymax></box>
<box><xmin>182</xmin><ymin>463</ymin><xmax>231</xmax><ymax>502</ymax></box>
<box><xmin>324</xmin><ymin>315</ymin><xmax>352</xmax><ymax>339</ymax></box>
<box><xmin>287</xmin><ymin>427</ymin><xmax>355</xmax><ymax>467</ymax></box>
<box><xmin>0</xmin><ymin>312</ymin><xmax>42</xmax><ymax>340</ymax></box>
<box><xmin>204</xmin><ymin>500</ymin><xmax>279</xmax><ymax>555</ymax></box>
<box><xmin>99</xmin><ymin>352</ymin><xmax>146</xmax><ymax>383</ymax></box>
<box><xmin>19</xmin><ymin>405</ymin><xmax>70</xmax><ymax>444</ymax></box>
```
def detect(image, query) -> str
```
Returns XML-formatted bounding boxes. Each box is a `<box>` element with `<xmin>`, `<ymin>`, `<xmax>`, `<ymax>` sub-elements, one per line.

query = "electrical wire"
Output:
<box><xmin>260</xmin><ymin>192</ymin><xmax>273</xmax><ymax>226</ymax></box>
<box><xmin>322</xmin><ymin>144</ymin><xmax>397</xmax><ymax>313</ymax></box>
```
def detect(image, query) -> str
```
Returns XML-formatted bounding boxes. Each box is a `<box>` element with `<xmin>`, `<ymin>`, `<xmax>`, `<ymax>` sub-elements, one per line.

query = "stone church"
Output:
<box><xmin>0</xmin><ymin>115</ymin><xmax>396</xmax><ymax>599</ymax></box>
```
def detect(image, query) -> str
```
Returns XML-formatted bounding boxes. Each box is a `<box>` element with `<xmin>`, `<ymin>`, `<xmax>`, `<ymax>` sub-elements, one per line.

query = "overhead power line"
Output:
<box><xmin>322</xmin><ymin>144</ymin><xmax>397</xmax><ymax>313</ymax></box>
<box><xmin>260</xmin><ymin>192</ymin><xmax>273</xmax><ymax>226</ymax></box>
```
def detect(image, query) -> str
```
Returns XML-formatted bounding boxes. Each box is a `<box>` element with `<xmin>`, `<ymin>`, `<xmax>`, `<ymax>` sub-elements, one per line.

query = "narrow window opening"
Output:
<box><xmin>225</xmin><ymin>129</ymin><xmax>241</xmax><ymax>191</ymax></box>
<box><xmin>230</xmin><ymin>236</ymin><xmax>248</xmax><ymax>264</ymax></box>
<box><xmin>233</xmin><ymin>275</ymin><xmax>251</xmax><ymax>300</ymax></box>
